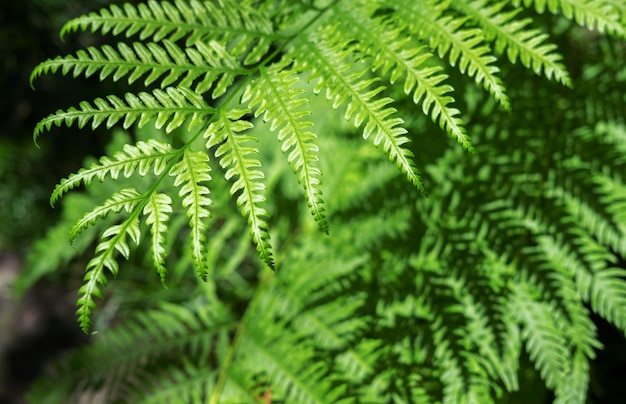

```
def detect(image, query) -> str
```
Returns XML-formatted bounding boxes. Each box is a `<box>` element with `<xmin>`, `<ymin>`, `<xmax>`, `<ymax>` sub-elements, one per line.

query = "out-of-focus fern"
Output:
<box><xmin>23</xmin><ymin>0</ymin><xmax>626</xmax><ymax>402</ymax></box>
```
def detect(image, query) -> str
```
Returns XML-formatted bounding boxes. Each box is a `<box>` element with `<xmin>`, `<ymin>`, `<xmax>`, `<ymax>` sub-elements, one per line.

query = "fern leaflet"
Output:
<box><xmin>205</xmin><ymin>110</ymin><xmax>274</xmax><ymax>269</ymax></box>
<box><xmin>34</xmin><ymin>86</ymin><xmax>214</xmax><ymax>144</ymax></box>
<box><xmin>168</xmin><ymin>150</ymin><xmax>213</xmax><ymax>279</ymax></box>
<box><xmin>242</xmin><ymin>62</ymin><xmax>327</xmax><ymax>233</ymax></box>
<box><xmin>292</xmin><ymin>28</ymin><xmax>425</xmax><ymax>191</ymax></box>
<box><xmin>50</xmin><ymin>139</ymin><xmax>176</xmax><ymax>206</ymax></box>
<box><xmin>144</xmin><ymin>192</ymin><xmax>173</xmax><ymax>285</ymax></box>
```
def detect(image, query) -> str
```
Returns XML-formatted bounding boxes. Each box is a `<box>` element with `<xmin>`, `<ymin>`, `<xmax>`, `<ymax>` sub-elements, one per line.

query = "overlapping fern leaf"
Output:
<box><xmin>27</xmin><ymin>3</ymin><xmax>626</xmax><ymax>400</ymax></box>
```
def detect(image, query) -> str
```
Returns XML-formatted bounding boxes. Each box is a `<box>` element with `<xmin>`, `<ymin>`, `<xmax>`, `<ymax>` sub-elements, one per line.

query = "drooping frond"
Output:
<box><xmin>455</xmin><ymin>0</ymin><xmax>572</xmax><ymax>86</ymax></box>
<box><xmin>34</xmin><ymin>86</ymin><xmax>214</xmax><ymax>143</ymax></box>
<box><xmin>205</xmin><ymin>110</ymin><xmax>274</xmax><ymax>269</ymax></box>
<box><xmin>51</xmin><ymin>139</ymin><xmax>176</xmax><ymax>206</ymax></box>
<box><xmin>60</xmin><ymin>0</ymin><xmax>277</xmax><ymax>63</ymax></box>
<box><xmin>291</xmin><ymin>27</ymin><xmax>426</xmax><ymax>191</ymax></box>
<box><xmin>168</xmin><ymin>150</ymin><xmax>213</xmax><ymax>278</ymax></box>
<box><xmin>242</xmin><ymin>61</ymin><xmax>327</xmax><ymax>233</ymax></box>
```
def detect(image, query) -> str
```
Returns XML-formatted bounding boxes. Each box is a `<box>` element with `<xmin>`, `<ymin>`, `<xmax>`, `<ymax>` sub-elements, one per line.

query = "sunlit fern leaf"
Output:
<box><xmin>205</xmin><ymin>110</ymin><xmax>274</xmax><ymax>269</ymax></box>
<box><xmin>168</xmin><ymin>150</ymin><xmax>212</xmax><ymax>279</ymax></box>
<box><xmin>30</xmin><ymin>40</ymin><xmax>248</xmax><ymax>95</ymax></box>
<box><xmin>511</xmin><ymin>0</ymin><xmax>626</xmax><ymax>37</ymax></box>
<box><xmin>292</xmin><ymin>28</ymin><xmax>425</xmax><ymax>192</ymax></box>
<box><xmin>144</xmin><ymin>192</ymin><xmax>173</xmax><ymax>285</ymax></box>
<box><xmin>242</xmin><ymin>61</ymin><xmax>327</xmax><ymax>233</ymax></box>
<box><xmin>456</xmin><ymin>0</ymin><xmax>572</xmax><ymax>86</ymax></box>
<box><xmin>34</xmin><ymin>86</ymin><xmax>215</xmax><ymax>144</ymax></box>
<box><xmin>389</xmin><ymin>0</ymin><xmax>510</xmax><ymax>112</ymax></box>
<box><xmin>60</xmin><ymin>0</ymin><xmax>276</xmax><ymax>60</ymax></box>
<box><xmin>78</xmin><ymin>214</ymin><xmax>141</xmax><ymax>332</ymax></box>
<box><xmin>50</xmin><ymin>139</ymin><xmax>176</xmax><ymax>206</ymax></box>
<box><xmin>69</xmin><ymin>187</ymin><xmax>144</xmax><ymax>243</ymax></box>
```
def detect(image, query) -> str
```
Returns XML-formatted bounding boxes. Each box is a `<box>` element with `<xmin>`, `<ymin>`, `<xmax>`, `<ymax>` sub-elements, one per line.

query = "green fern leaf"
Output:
<box><xmin>590</xmin><ymin>267</ymin><xmax>626</xmax><ymax>333</ymax></box>
<box><xmin>205</xmin><ymin>110</ymin><xmax>274</xmax><ymax>269</ymax></box>
<box><xmin>390</xmin><ymin>0</ymin><xmax>510</xmax><ymax>112</ymax></box>
<box><xmin>242</xmin><ymin>62</ymin><xmax>328</xmax><ymax>233</ymax></box>
<box><xmin>50</xmin><ymin>139</ymin><xmax>176</xmax><ymax>206</ymax></box>
<box><xmin>69</xmin><ymin>187</ymin><xmax>144</xmax><ymax>243</ymax></box>
<box><xmin>513</xmin><ymin>283</ymin><xmax>571</xmax><ymax>392</ymax></box>
<box><xmin>292</xmin><ymin>29</ymin><xmax>426</xmax><ymax>192</ymax></box>
<box><xmin>34</xmin><ymin>86</ymin><xmax>214</xmax><ymax>144</ymax></box>
<box><xmin>30</xmin><ymin>40</ymin><xmax>248</xmax><ymax>96</ymax></box>
<box><xmin>456</xmin><ymin>0</ymin><xmax>572</xmax><ymax>86</ymax></box>
<box><xmin>77</xmin><ymin>215</ymin><xmax>141</xmax><ymax>332</ymax></box>
<box><xmin>144</xmin><ymin>192</ymin><xmax>173</xmax><ymax>286</ymax></box>
<box><xmin>511</xmin><ymin>0</ymin><xmax>626</xmax><ymax>37</ymax></box>
<box><xmin>60</xmin><ymin>0</ymin><xmax>276</xmax><ymax>62</ymax></box>
<box><xmin>168</xmin><ymin>150</ymin><xmax>213</xmax><ymax>278</ymax></box>
<box><xmin>328</xmin><ymin>7</ymin><xmax>479</xmax><ymax>159</ymax></box>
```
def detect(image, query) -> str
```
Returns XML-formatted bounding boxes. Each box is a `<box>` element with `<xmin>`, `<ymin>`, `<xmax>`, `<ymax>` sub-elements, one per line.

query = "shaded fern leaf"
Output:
<box><xmin>389</xmin><ymin>0</ymin><xmax>509</xmax><ymax>112</ymax></box>
<box><xmin>60</xmin><ymin>0</ymin><xmax>276</xmax><ymax>63</ymax></box>
<box><xmin>168</xmin><ymin>150</ymin><xmax>213</xmax><ymax>279</ymax></box>
<box><xmin>51</xmin><ymin>139</ymin><xmax>176</xmax><ymax>206</ymax></box>
<box><xmin>330</xmin><ymin>8</ymin><xmax>476</xmax><ymax>161</ymax></box>
<box><xmin>34</xmin><ymin>86</ymin><xmax>214</xmax><ymax>144</ymax></box>
<box><xmin>456</xmin><ymin>0</ymin><xmax>571</xmax><ymax>86</ymax></box>
<box><xmin>242</xmin><ymin>62</ymin><xmax>328</xmax><ymax>233</ymax></box>
<box><xmin>292</xmin><ymin>27</ymin><xmax>425</xmax><ymax>192</ymax></box>
<box><xmin>511</xmin><ymin>0</ymin><xmax>626</xmax><ymax>37</ymax></box>
<box><xmin>78</xmin><ymin>214</ymin><xmax>141</xmax><ymax>332</ymax></box>
<box><xmin>205</xmin><ymin>110</ymin><xmax>274</xmax><ymax>269</ymax></box>
<box><xmin>30</xmin><ymin>40</ymin><xmax>248</xmax><ymax>96</ymax></box>
<box><xmin>144</xmin><ymin>192</ymin><xmax>173</xmax><ymax>285</ymax></box>
<box><xmin>512</xmin><ymin>284</ymin><xmax>571</xmax><ymax>391</ymax></box>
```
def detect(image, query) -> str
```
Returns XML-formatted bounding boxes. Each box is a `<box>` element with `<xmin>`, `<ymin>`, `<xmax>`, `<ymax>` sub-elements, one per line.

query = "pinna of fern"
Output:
<box><xmin>29</xmin><ymin>0</ymin><xmax>626</xmax><ymax>334</ymax></box>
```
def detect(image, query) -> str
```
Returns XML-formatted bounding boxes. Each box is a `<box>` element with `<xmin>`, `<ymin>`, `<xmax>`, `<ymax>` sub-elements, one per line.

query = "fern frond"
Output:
<box><xmin>327</xmin><ymin>9</ymin><xmax>479</xmax><ymax>161</ymax></box>
<box><xmin>60</xmin><ymin>0</ymin><xmax>276</xmax><ymax>63</ymax></box>
<box><xmin>389</xmin><ymin>0</ymin><xmax>510</xmax><ymax>111</ymax></box>
<box><xmin>69</xmin><ymin>187</ymin><xmax>144</xmax><ymax>243</ymax></box>
<box><xmin>168</xmin><ymin>150</ymin><xmax>213</xmax><ymax>278</ymax></box>
<box><xmin>34</xmin><ymin>86</ymin><xmax>214</xmax><ymax>143</ymax></box>
<box><xmin>125</xmin><ymin>360</ymin><xmax>216</xmax><ymax>403</ymax></box>
<box><xmin>456</xmin><ymin>0</ymin><xmax>572</xmax><ymax>86</ymax></box>
<box><xmin>51</xmin><ymin>139</ymin><xmax>176</xmax><ymax>206</ymax></box>
<box><xmin>511</xmin><ymin>0</ymin><xmax>626</xmax><ymax>36</ymax></box>
<box><xmin>589</xmin><ymin>267</ymin><xmax>626</xmax><ymax>333</ymax></box>
<box><xmin>205</xmin><ymin>110</ymin><xmax>274</xmax><ymax>269</ymax></box>
<box><xmin>242</xmin><ymin>62</ymin><xmax>327</xmax><ymax>233</ymax></box>
<box><xmin>78</xmin><ymin>215</ymin><xmax>141</xmax><ymax>332</ymax></box>
<box><xmin>292</xmin><ymin>29</ymin><xmax>426</xmax><ymax>192</ymax></box>
<box><xmin>144</xmin><ymin>192</ymin><xmax>173</xmax><ymax>285</ymax></box>
<box><xmin>511</xmin><ymin>283</ymin><xmax>571</xmax><ymax>392</ymax></box>
<box><xmin>30</xmin><ymin>40</ymin><xmax>248</xmax><ymax>96</ymax></box>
